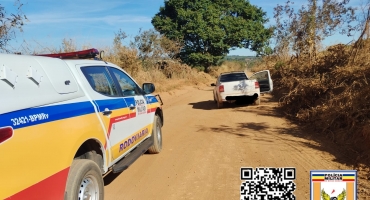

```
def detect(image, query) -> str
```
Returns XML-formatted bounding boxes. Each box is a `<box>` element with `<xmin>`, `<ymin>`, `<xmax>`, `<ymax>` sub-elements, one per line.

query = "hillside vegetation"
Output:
<box><xmin>49</xmin><ymin>31</ymin><xmax>245</xmax><ymax>92</ymax></box>
<box><xmin>251</xmin><ymin>12</ymin><xmax>370</xmax><ymax>168</ymax></box>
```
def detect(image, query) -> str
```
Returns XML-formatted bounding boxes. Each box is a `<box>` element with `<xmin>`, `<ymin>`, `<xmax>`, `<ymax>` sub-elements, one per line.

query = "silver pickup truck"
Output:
<box><xmin>211</xmin><ymin>70</ymin><xmax>273</xmax><ymax>108</ymax></box>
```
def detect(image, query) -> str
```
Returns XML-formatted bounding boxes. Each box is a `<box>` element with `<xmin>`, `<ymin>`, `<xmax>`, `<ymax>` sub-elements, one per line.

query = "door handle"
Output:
<box><xmin>129</xmin><ymin>105</ymin><xmax>135</xmax><ymax>110</ymax></box>
<box><xmin>102</xmin><ymin>110</ymin><xmax>112</xmax><ymax>115</ymax></box>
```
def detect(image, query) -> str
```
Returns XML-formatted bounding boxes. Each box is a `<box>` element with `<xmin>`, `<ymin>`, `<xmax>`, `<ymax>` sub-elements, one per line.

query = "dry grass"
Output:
<box><xmin>45</xmin><ymin>35</ymin><xmax>214</xmax><ymax>93</ymax></box>
<box><xmin>208</xmin><ymin>61</ymin><xmax>246</xmax><ymax>78</ymax></box>
<box><xmin>27</xmin><ymin>34</ymin><xmax>241</xmax><ymax>93</ymax></box>
<box><xmin>249</xmin><ymin>56</ymin><xmax>278</xmax><ymax>73</ymax></box>
<box><xmin>253</xmin><ymin>41</ymin><xmax>370</xmax><ymax>165</ymax></box>
<box><xmin>100</xmin><ymin>44</ymin><xmax>213</xmax><ymax>92</ymax></box>
<box><xmin>133</xmin><ymin>63</ymin><xmax>212</xmax><ymax>92</ymax></box>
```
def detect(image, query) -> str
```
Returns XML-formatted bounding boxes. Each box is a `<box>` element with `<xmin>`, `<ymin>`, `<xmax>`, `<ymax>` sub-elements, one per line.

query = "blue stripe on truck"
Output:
<box><xmin>0</xmin><ymin>96</ymin><xmax>158</xmax><ymax>130</ymax></box>
<box><xmin>0</xmin><ymin>101</ymin><xmax>96</xmax><ymax>130</ymax></box>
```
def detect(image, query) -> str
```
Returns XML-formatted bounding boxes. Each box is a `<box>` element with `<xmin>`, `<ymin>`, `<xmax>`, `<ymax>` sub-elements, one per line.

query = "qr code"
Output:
<box><xmin>240</xmin><ymin>167</ymin><xmax>296</xmax><ymax>200</ymax></box>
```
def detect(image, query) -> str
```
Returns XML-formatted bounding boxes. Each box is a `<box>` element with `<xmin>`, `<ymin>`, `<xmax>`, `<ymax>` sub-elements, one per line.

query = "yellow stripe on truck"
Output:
<box><xmin>0</xmin><ymin>113</ymin><xmax>106</xmax><ymax>199</ymax></box>
<box><xmin>111</xmin><ymin>124</ymin><xmax>153</xmax><ymax>160</ymax></box>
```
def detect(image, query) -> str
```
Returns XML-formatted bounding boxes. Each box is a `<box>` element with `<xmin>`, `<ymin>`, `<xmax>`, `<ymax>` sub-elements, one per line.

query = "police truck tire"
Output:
<box><xmin>148</xmin><ymin>115</ymin><xmax>162</xmax><ymax>154</ymax></box>
<box><xmin>76</xmin><ymin>150</ymin><xmax>104</xmax><ymax>174</ymax></box>
<box><xmin>65</xmin><ymin>159</ymin><xmax>104</xmax><ymax>200</ymax></box>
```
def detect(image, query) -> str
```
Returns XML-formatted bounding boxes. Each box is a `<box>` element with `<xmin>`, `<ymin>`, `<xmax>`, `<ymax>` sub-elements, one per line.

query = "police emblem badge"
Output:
<box><xmin>310</xmin><ymin>170</ymin><xmax>357</xmax><ymax>200</ymax></box>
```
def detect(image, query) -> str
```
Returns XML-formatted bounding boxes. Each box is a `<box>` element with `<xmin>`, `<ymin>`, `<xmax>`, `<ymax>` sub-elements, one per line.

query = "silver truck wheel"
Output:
<box><xmin>217</xmin><ymin>100</ymin><xmax>223</xmax><ymax>109</ymax></box>
<box><xmin>148</xmin><ymin>115</ymin><xmax>162</xmax><ymax>154</ymax></box>
<box><xmin>65</xmin><ymin>159</ymin><xmax>104</xmax><ymax>200</ymax></box>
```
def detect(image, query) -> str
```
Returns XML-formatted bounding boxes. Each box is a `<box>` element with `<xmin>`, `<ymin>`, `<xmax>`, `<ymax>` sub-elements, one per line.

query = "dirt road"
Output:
<box><xmin>104</xmin><ymin>86</ymin><xmax>369</xmax><ymax>199</ymax></box>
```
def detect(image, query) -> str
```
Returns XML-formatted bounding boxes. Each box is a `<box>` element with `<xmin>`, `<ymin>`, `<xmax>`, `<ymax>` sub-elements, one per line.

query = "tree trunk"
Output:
<box><xmin>309</xmin><ymin>0</ymin><xmax>317</xmax><ymax>63</ymax></box>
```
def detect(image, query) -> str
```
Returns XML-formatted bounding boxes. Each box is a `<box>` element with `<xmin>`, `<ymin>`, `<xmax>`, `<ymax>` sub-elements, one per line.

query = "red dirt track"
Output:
<box><xmin>104</xmin><ymin>86</ymin><xmax>370</xmax><ymax>199</ymax></box>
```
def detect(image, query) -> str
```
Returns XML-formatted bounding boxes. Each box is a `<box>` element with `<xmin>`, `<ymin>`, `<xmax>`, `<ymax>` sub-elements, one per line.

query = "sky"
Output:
<box><xmin>2</xmin><ymin>0</ymin><xmax>366</xmax><ymax>56</ymax></box>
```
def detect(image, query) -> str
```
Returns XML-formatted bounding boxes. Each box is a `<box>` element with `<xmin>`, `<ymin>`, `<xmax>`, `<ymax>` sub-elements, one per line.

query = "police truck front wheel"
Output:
<box><xmin>65</xmin><ymin>159</ymin><xmax>104</xmax><ymax>200</ymax></box>
<box><xmin>148</xmin><ymin>115</ymin><xmax>162</xmax><ymax>154</ymax></box>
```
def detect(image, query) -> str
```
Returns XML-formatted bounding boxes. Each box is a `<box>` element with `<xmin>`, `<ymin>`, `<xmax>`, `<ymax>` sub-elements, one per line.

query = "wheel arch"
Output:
<box><xmin>73</xmin><ymin>138</ymin><xmax>106</xmax><ymax>173</ymax></box>
<box><xmin>155</xmin><ymin>107</ymin><xmax>164</xmax><ymax>126</ymax></box>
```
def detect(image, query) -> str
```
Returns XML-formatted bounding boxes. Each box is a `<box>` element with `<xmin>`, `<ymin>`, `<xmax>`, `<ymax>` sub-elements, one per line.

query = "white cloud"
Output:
<box><xmin>25</xmin><ymin>13</ymin><xmax>151</xmax><ymax>25</ymax></box>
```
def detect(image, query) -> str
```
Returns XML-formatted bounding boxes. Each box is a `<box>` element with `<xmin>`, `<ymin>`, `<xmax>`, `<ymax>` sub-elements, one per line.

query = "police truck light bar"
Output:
<box><xmin>36</xmin><ymin>48</ymin><xmax>100</xmax><ymax>59</ymax></box>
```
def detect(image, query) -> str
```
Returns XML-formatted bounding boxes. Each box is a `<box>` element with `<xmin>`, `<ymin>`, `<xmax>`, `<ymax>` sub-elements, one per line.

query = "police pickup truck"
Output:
<box><xmin>0</xmin><ymin>49</ymin><xmax>164</xmax><ymax>200</ymax></box>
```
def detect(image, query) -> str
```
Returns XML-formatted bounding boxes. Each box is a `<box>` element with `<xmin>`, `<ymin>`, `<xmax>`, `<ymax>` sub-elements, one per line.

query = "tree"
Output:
<box><xmin>131</xmin><ymin>29</ymin><xmax>182</xmax><ymax>61</ymax></box>
<box><xmin>152</xmin><ymin>0</ymin><xmax>272</xmax><ymax>71</ymax></box>
<box><xmin>0</xmin><ymin>0</ymin><xmax>26</xmax><ymax>52</ymax></box>
<box><xmin>273</xmin><ymin>0</ymin><xmax>356</xmax><ymax>62</ymax></box>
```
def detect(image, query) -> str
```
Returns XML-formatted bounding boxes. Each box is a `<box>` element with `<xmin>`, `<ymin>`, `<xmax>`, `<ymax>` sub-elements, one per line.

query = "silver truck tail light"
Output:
<box><xmin>255</xmin><ymin>82</ymin><xmax>260</xmax><ymax>89</ymax></box>
<box><xmin>219</xmin><ymin>85</ymin><xmax>224</xmax><ymax>92</ymax></box>
<box><xmin>0</xmin><ymin>127</ymin><xmax>13</xmax><ymax>144</ymax></box>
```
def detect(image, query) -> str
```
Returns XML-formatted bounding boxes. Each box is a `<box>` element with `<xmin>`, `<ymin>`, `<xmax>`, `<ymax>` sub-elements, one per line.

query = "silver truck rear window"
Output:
<box><xmin>220</xmin><ymin>73</ymin><xmax>248</xmax><ymax>82</ymax></box>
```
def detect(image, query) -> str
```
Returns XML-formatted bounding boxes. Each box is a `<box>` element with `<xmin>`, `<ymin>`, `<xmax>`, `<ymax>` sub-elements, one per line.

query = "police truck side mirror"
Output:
<box><xmin>142</xmin><ymin>83</ymin><xmax>155</xmax><ymax>94</ymax></box>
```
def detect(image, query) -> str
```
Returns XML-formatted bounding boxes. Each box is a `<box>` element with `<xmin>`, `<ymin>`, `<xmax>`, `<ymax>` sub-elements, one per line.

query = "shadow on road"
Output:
<box><xmin>104</xmin><ymin>171</ymin><xmax>123</xmax><ymax>186</ymax></box>
<box><xmin>188</xmin><ymin>100</ymin><xmax>217</xmax><ymax>110</ymax></box>
<box><xmin>196</xmin><ymin>100</ymin><xmax>370</xmax><ymax>189</ymax></box>
<box><xmin>197</xmin><ymin>122</ymin><xmax>269</xmax><ymax>138</ymax></box>
<box><xmin>238</xmin><ymin>122</ymin><xmax>269</xmax><ymax>131</ymax></box>
<box><xmin>189</xmin><ymin>91</ymin><xmax>272</xmax><ymax>111</ymax></box>
<box><xmin>234</xmin><ymin>106</ymin><xmax>285</xmax><ymax>118</ymax></box>
<box><xmin>191</xmin><ymin>94</ymin><xmax>370</xmax><ymax>174</ymax></box>
<box><xmin>103</xmin><ymin>153</ymin><xmax>155</xmax><ymax>186</ymax></box>
<box><xmin>189</xmin><ymin>100</ymin><xmax>254</xmax><ymax>110</ymax></box>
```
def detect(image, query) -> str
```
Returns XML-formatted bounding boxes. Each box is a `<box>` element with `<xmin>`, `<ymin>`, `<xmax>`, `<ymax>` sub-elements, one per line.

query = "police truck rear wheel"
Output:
<box><xmin>65</xmin><ymin>159</ymin><xmax>104</xmax><ymax>200</ymax></box>
<box><xmin>148</xmin><ymin>115</ymin><xmax>162</xmax><ymax>154</ymax></box>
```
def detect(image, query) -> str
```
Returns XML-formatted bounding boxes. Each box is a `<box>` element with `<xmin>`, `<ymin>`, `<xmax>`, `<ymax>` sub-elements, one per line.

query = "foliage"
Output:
<box><xmin>247</xmin><ymin>2</ymin><xmax>370</xmax><ymax>184</ymax></box>
<box><xmin>273</xmin><ymin>0</ymin><xmax>356</xmax><ymax>62</ymax></box>
<box><xmin>348</xmin><ymin>1</ymin><xmax>370</xmax><ymax>64</ymax></box>
<box><xmin>259</xmin><ymin>38</ymin><xmax>370</xmax><ymax>164</ymax></box>
<box><xmin>60</xmin><ymin>38</ymin><xmax>77</xmax><ymax>52</ymax></box>
<box><xmin>131</xmin><ymin>29</ymin><xmax>182</xmax><ymax>61</ymax></box>
<box><xmin>130</xmin><ymin>29</ymin><xmax>182</xmax><ymax>70</ymax></box>
<box><xmin>0</xmin><ymin>0</ymin><xmax>26</xmax><ymax>52</ymax></box>
<box><xmin>152</xmin><ymin>0</ymin><xmax>273</xmax><ymax>70</ymax></box>
<box><xmin>106</xmin><ymin>30</ymin><xmax>141</xmax><ymax>77</ymax></box>
<box><xmin>98</xmin><ymin>29</ymin><xmax>213</xmax><ymax>91</ymax></box>
<box><xmin>208</xmin><ymin>60</ymin><xmax>245</xmax><ymax>78</ymax></box>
